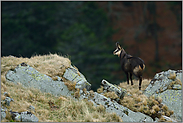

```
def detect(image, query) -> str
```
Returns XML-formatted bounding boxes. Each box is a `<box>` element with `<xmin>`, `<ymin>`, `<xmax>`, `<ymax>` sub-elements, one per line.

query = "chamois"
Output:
<box><xmin>113</xmin><ymin>42</ymin><xmax>145</xmax><ymax>90</ymax></box>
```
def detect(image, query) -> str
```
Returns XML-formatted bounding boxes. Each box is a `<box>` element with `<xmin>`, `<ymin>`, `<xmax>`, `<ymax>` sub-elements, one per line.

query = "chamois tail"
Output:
<box><xmin>139</xmin><ymin>63</ymin><xmax>145</xmax><ymax>70</ymax></box>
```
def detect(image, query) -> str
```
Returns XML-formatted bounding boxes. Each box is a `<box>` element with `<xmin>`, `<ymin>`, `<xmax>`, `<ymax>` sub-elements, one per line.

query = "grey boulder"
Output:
<box><xmin>5</xmin><ymin>63</ymin><xmax>74</xmax><ymax>98</ymax></box>
<box><xmin>1</xmin><ymin>97</ymin><xmax>14</xmax><ymax>106</ymax></box>
<box><xmin>101</xmin><ymin>79</ymin><xmax>127</xmax><ymax>99</ymax></box>
<box><xmin>10</xmin><ymin>111</ymin><xmax>39</xmax><ymax>122</ymax></box>
<box><xmin>1</xmin><ymin>107</ymin><xmax>7</xmax><ymax>120</ymax></box>
<box><xmin>21</xmin><ymin>111</ymin><xmax>39</xmax><ymax>122</ymax></box>
<box><xmin>63</xmin><ymin>65</ymin><xmax>91</xmax><ymax>90</ymax></box>
<box><xmin>144</xmin><ymin>69</ymin><xmax>182</xmax><ymax>122</ymax></box>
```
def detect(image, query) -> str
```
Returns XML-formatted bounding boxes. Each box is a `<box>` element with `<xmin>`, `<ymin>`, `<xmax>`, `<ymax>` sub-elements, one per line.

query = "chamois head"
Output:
<box><xmin>113</xmin><ymin>42</ymin><xmax>126</xmax><ymax>57</ymax></box>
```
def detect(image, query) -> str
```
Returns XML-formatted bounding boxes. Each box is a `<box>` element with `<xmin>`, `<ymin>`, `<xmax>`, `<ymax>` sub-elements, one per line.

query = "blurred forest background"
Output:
<box><xmin>1</xmin><ymin>1</ymin><xmax>182</xmax><ymax>91</ymax></box>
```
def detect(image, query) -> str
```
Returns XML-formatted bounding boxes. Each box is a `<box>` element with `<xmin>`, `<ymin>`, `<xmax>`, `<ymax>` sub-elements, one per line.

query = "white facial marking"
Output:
<box><xmin>113</xmin><ymin>49</ymin><xmax>121</xmax><ymax>57</ymax></box>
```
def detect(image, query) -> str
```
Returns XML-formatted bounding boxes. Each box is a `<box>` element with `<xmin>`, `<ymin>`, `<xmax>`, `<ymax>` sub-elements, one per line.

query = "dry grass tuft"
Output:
<box><xmin>58</xmin><ymin>96</ymin><xmax>68</xmax><ymax>102</ymax></box>
<box><xmin>158</xmin><ymin>116</ymin><xmax>166</xmax><ymax>122</ymax></box>
<box><xmin>96</xmin><ymin>104</ymin><xmax>106</xmax><ymax>113</ymax></box>
<box><xmin>103</xmin><ymin>92</ymin><xmax>118</xmax><ymax>100</ymax></box>
<box><xmin>156</xmin><ymin>96</ymin><xmax>162</xmax><ymax>104</ymax></box>
<box><xmin>175</xmin><ymin>79</ymin><xmax>182</xmax><ymax>85</ymax></box>
<box><xmin>168</xmin><ymin>78</ymin><xmax>182</xmax><ymax>89</ymax></box>
<box><xmin>162</xmin><ymin>105</ymin><xmax>168</xmax><ymax>111</ymax></box>
<box><xmin>64</xmin><ymin>81</ymin><xmax>77</xmax><ymax>91</ymax></box>
<box><xmin>74</xmin><ymin>88</ymin><xmax>80</xmax><ymax>98</ymax></box>
<box><xmin>169</xmin><ymin>110</ymin><xmax>174</xmax><ymax>116</ymax></box>
<box><xmin>89</xmin><ymin>90</ymin><xmax>95</xmax><ymax>98</ymax></box>
<box><xmin>168</xmin><ymin>72</ymin><xmax>176</xmax><ymax>80</ymax></box>
<box><xmin>82</xmin><ymin>88</ymin><xmax>87</xmax><ymax>94</ymax></box>
<box><xmin>152</xmin><ymin>105</ymin><xmax>160</xmax><ymax>112</ymax></box>
<box><xmin>97</xmin><ymin>86</ymin><xmax>103</xmax><ymax>93</ymax></box>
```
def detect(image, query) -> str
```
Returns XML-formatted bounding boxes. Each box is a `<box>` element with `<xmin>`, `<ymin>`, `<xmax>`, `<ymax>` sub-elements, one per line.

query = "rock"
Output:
<box><xmin>10</xmin><ymin>110</ymin><xmax>39</xmax><ymax>122</ymax></box>
<box><xmin>144</xmin><ymin>69</ymin><xmax>182</xmax><ymax>96</ymax></box>
<box><xmin>1</xmin><ymin>107</ymin><xmax>7</xmax><ymax>120</ymax></box>
<box><xmin>9</xmin><ymin>110</ymin><xmax>21</xmax><ymax>121</ymax></box>
<box><xmin>14</xmin><ymin>114</ymin><xmax>21</xmax><ymax>122</ymax></box>
<box><xmin>80</xmin><ymin>91</ymin><xmax>153</xmax><ymax>122</ymax></box>
<box><xmin>21</xmin><ymin>111</ymin><xmax>39</xmax><ymax>122</ymax></box>
<box><xmin>1</xmin><ymin>111</ymin><xmax>6</xmax><ymax>120</ymax></box>
<box><xmin>172</xmin><ymin>84</ymin><xmax>182</xmax><ymax>90</ymax></box>
<box><xmin>5</xmin><ymin>63</ymin><xmax>74</xmax><ymax>98</ymax></box>
<box><xmin>155</xmin><ymin>90</ymin><xmax>182</xmax><ymax>122</ymax></box>
<box><xmin>63</xmin><ymin>65</ymin><xmax>91</xmax><ymax>90</ymax></box>
<box><xmin>1</xmin><ymin>92</ymin><xmax>14</xmax><ymax>107</ymax></box>
<box><xmin>162</xmin><ymin>115</ymin><xmax>177</xmax><ymax>122</ymax></box>
<box><xmin>56</xmin><ymin>76</ymin><xmax>62</xmax><ymax>81</ymax></box>
<box><xmin>1</xmin><ymin>107</ymin><xmax>7</xmax><ymax>112</ymax></box>
<box><xmin>4</xmin><ymin>97</ymin><xmax>14</xmax><ymax>106</ymax></box>
<box><xmin>101</xmin><ymin>79</ymin><xmax>127</xmax><ymax>99</ymax></box>
<box><xmin>5</xmin><ymin>63</ymin><xmax>153</xmax><ymax>122</ymax></box>
<box><xmin>144</xmin><ymin>69</ymin><xmax>182</xmax><ymax>122</ymax></box>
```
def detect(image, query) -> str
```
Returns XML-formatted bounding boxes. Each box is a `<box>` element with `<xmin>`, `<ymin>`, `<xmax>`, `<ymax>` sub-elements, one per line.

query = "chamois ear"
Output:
<box><xmin>116</xmin><ymin>42</ymin><xmax>122</xmax><ymax>49</ymax></box>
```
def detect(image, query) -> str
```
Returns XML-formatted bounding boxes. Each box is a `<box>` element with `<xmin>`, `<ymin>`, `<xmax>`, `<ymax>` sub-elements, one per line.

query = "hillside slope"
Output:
<box><xmin>1</xmin><ymin>54</ymin><xmax>176</xmax><ymax>122</ymax></box>
<box><xmin>1</xmin><ymin>54</ymin><xmax>122</xmax><ymax>122</ymax></box>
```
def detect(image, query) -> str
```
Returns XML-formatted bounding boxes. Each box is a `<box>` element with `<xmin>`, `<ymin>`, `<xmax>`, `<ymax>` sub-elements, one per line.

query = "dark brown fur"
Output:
<box><xmin>113</xmin><ymin>42</ymin><xmax>145</xmax><ymax>90</ymax></box>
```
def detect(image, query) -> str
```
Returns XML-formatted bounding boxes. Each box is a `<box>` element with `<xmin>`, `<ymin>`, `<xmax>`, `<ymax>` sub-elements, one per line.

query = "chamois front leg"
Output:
<box><xmin>139</xmin><ymin>76</ymin><xmax>142</xmax><ymax>90</ymax></box>
<box><xmin>130</xmin><ymin>73</ymin><xmax>133</xmax><ymax>85</ymax></box>
<box><xmin>125</xmin><ymin>72</ymin><xmax>129</xmax><ymax>85</ymax></box>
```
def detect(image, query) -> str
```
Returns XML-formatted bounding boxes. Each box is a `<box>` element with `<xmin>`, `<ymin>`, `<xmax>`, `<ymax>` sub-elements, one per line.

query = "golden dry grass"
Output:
<box><xmin>1</xmin><ymin>80</ymin><xmax>122</xmax><ymax>122</ymax></box>
<box><xmin>1</xmin><ymin>54</ymin><xmax>71</xmax><ymax>79</ymax></box>
<box><xmin>1</xmin><ymin>54</ymin><xmax>122</xmax><ymax>122</ymax></box>
<box><xmin>119</xmin><ymin>78</ymin><xmax>151</xmax><ymax>93</ymax></box>
<box><xmin>168</xmin><ymin>72</ymin><xmax>176</xmax><ymax>80</ymax></box>
<box><xmin>1</xmin><ymin>54</ymin><xmax>175</xmax><ymax>122</ymax></box>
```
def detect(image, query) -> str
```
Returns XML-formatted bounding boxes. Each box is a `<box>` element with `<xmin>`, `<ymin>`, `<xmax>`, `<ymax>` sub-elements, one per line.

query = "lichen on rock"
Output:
<box><xmin>144</xmin><ymin>69</ymin><xmax>182</xmax><ymax>122</ymax></box>
<box><xmin>5</xmin><ymin>63</ymin><xmax>74</xmax><ymax>98</ymax></box>
<box><xmin>63</xmin><ymin>65</ymin><xmax>91</xmax><ymax>90</ymax></box>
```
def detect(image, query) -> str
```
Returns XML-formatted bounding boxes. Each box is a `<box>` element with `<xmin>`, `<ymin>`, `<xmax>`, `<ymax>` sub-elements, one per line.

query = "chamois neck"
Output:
<box><xmin>120</xmin><ymin>50</ymin><xmax>127</xmax><ymax>59</ymax></box>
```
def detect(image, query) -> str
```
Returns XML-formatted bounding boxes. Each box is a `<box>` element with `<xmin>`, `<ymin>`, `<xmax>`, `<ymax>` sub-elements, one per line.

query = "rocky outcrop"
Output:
<box><xmin>101</xmin><ymin>79</ymin><xmax>127</xmax><ymax>99</ymax></box>
<box><xmin>5</xmin><ymin>63</ymin><xmax>153</xmax><ymax>122</ymax></box>
<box><xmin>5</xmin><ymin>63</ymin><xmax>74</xmax><ymax>98</ymax></box>
<box><xmin>144</xmin><ymin>69</ymin><xmax>182</xmax><ymax>122</ymax></box>
<box><xmin>63</xmin><ymin>65</ymin><xmax>91</xmax><ymax>90</ymax></box>
<box><xmin>80</xmin><ymin>89</ymin><xmax>153</xmax><ymax>122</ymax></box>
<box><xmin>4</xmin><ymin>63</ymin><xmax>182</xmax><ymax>122</ymax></box>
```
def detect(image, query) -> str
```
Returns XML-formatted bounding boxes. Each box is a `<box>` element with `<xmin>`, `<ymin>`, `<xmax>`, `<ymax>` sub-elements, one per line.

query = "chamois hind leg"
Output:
<box><xmin>125</xmin><ymin>72</ymin><xmax>129</xmax><ymax>85</ymax></box>
<box><xmin>139</xmin><ymin>76</ymin><xmax>142</xmax><ymax>90</ymax></box>
<box><xmin>130</xmin><ymin>73</ymin><xmax>133</xmax><ymax>85</ymax></box>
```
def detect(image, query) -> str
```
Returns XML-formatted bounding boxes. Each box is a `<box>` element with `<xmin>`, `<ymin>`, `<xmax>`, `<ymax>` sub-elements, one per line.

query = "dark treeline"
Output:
<box><xmin>2</xmin><ymin>2</ymin><xmax>119</xmax><ymax>90</ymax></box>
<box><xmin>1</xmin><ymin>1</ymin><xmax>182</xmax><ymax>91</ymax></box>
